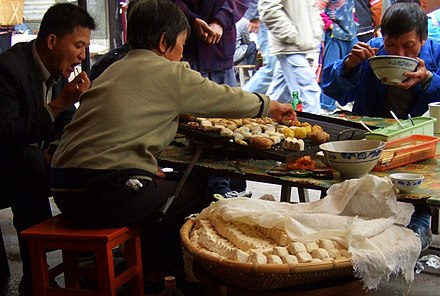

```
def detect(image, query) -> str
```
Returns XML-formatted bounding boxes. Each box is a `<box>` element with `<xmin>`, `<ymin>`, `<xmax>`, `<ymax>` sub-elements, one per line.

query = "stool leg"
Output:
<box><xmin>95</xmin><ymin>244</ymin><xmax>117</xmax><ymax>296</ymax></box>
<box><xmin>123</xmin><ymin>233</ymin><xmax>144</xmax><ymax>296</ymax></box>
<box><xmin>27</xmin><ymin>240</ymin><xmax>49</xmax><ymax>296</ymax></box>
<box><xmin>238</xmin><ymin>68</ymin><xmax>245</xmax><ymax>87</ymax></box>
<box><xmin>62</xmin><ymin>250</ymin><xmax>81</xmax><ymax>288</ymax></box>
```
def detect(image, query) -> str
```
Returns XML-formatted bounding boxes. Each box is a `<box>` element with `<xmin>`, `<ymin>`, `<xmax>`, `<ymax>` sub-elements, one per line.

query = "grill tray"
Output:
<box><xmin>178</xmin><ymin>112</ymin><xmax>369</xmax><ymax>163</ymax></box>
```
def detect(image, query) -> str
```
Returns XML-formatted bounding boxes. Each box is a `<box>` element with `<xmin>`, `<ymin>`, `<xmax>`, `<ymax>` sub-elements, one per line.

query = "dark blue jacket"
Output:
<box><xmin>175</xmin><ymin>0</ymin><xmax>250</xmax><ymax>73</ymax></box>
<box><xmin>322</xmin><ymin>37</ymin><xmax>440</xmax><ymax>117</ymax></box>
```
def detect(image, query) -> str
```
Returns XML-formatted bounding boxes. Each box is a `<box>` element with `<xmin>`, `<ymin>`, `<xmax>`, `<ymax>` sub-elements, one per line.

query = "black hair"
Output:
<box><xmin>127</xmin><ymin>0</ymin><xmax>190</xmax><ymax>51</ymax></box>
<box><xmin>381</xmin><ymin>2</ymin><xmax>428</xmax><ymax>41</ymax></box>
<box><xmin>36</xmin><ymin>3</ymin><xmax>96</xmax><ymax>43</ymax></box>
<box><xmin>126</xmin><ymin>0</ymin><xmax>142</xmax><ymax>19</ymax></box>
<box><xmin>392</xmin><ymin>0</ymin><xmax>420</xmax><ymax>5</ymax></box>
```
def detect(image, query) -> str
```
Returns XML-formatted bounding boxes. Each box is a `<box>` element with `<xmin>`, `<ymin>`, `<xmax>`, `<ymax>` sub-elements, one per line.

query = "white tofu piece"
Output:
<box><xmin>318</xmin><ymin>239</ymin><xmax>335</xmax><ymax>251</ymax></box>
<box><xmin>267</xmin><ymin>254</ymin><xmax>283</xmax><ymax>264</ymax></box>
<box><xmin>281</xmin><ymin>255</ymin><xmax>298</xmax><ymax>265</ymax></box>
<box><xmin>305</xmin><ymin>242</ymin><xmax>319</xmax><ymax>253</ymax></box>
<box><xmin>296</xmin><ymin>252</ymin><xmax>313</xmax><ymax>263</ymax></box>
<box><xmin>273</xmin><ymin>246</ymin><xmax>290</xmax><ymax>257</ymax></box>
<box><xmin>249</xmin><ymin>253</ymin><xmax>267</xmax><ymax>264</ymax></box>
<box><xmin>327</xmin><ymin>248</ymin><xmax>341</xmax><ymax>259</ymax></box>
<box><xmin>287</xmin><ymin>242</ymin><xmax>307</xmax><ymax>254</ymax></box>
<box><xmin>234</xmin><ymin>249</ymin><xmax>250</xmax><ymax>262</ymax></box>
<box><xmin>311</xmin><ymin>248</ymin><xmax>329</xmax><ymax>259</ymax></box>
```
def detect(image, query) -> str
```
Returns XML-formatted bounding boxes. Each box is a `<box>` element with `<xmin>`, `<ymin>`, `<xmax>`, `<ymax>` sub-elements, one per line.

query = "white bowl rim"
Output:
<box><xmin>389</xmin><ymin>173</ymin><xmax>424</xmax><ymax>181</ymax></box>
<box><xmin>319</xmin><ymin>140</ymin><xmax>385</xmax><ymax>153</ymax></box>
<box><xmin>367</xmin><ymin>55</ymin><xmax>419</xmax><ymax>64</ymax></box>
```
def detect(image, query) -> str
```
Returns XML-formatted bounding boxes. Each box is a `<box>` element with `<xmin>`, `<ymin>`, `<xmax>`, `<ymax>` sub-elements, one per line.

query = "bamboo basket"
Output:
<box><xmin>180</xmin><ymin>219</ymin><xmax>355</xmax><ymax>290</ymax></box>
<box><xmin>0</xmin><ymin>0</ymin><xmax>24</xmax><ymax>26</ymax></box>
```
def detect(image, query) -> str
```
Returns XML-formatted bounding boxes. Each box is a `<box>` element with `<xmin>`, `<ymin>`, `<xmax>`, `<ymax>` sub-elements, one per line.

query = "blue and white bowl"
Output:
<box><xmin>319</xmin><ymin>140</ymin><xmax>385</xmax><ymax>179</ymax></box>
<box><xmin>389</xmin><ymin>173</ymin><xmax>424</xmax><ymax>193</ymax></box>
<box><xmin>368</xmin><ymin>55</ymin><xmax>419</xmax><ymax>85</ymax></box>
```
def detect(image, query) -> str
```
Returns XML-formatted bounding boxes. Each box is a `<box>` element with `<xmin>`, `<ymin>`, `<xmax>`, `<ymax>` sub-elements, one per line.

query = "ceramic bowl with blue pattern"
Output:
<box><xmin>389</xmin><ymin>173</ymin><xmax>424</xmax><ymax>193</ymax></box>
<box><xmin>319</xmin><ymin>140</ymin><xmax>385</xmax><ymax>179</ymax></box>
<box><xmin>368</xmin><ymin>55</ymin><xmax>419</xmax><ymax>85</ymax></box>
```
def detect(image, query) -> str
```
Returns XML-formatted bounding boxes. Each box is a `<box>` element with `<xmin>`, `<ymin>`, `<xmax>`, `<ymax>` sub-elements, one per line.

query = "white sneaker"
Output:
<box><xmin>214</xmin><ymin>190</ymin><xmax>253</xmax><ymax>199</ymax></box>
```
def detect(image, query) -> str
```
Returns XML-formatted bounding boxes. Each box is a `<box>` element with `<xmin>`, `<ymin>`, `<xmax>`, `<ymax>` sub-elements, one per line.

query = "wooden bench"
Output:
<box><xmin>21</xmin><ymin>214</ymin><xmax>144</xmax><ymax>296</ymax></box>
<box><xmin>234</xmin><ymin>64</ymin><xmax>256</xmax><ymax>87</ymax></box>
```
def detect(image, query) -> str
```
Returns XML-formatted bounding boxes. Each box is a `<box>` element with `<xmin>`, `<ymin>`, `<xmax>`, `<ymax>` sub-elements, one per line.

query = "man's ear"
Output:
<box><xmin>46</xmin><ymin>34</ymin><xmax>57</xmax><ymax>50</ymax></box>
<box><xmin>421</xmin><ymin>38</ymin><xmax>427</xmax><ymax>46</ymax></box>
<box><xmin>157</xmin><ymin>32</ymin><xmax>168</xmax><ymax>54</ymax></box>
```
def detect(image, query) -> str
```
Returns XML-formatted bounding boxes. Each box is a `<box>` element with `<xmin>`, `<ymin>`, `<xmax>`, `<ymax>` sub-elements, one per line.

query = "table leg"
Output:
<box><xmin>297</xmin><ymin>188</ymin><xmax>309</xmax><ymax>203</ymax></box>
<box><xmin>281</xmin><ymin>186</ymin><xmax>311</xmax><ymax>203</ymax></box>
<box><xmin>280</xmin><ymin>185</ymin><xmax>291</xmax><ymax>202</ymax></box>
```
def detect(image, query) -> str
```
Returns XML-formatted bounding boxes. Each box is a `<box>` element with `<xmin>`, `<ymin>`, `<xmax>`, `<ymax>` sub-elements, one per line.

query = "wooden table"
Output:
<box><xmin>158</xmin><ymin>139</ymin><xmax>440</xmax><ymax>230</ymax></box>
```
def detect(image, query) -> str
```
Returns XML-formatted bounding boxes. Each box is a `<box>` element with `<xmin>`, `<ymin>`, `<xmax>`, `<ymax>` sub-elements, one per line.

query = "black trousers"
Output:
<box><xmin>54</xmin><ymin>171</ymin><xmax>211</xmax><ymax>275</ymax></box>
<box><xmin>0</xmin><ymin>146</ymin><xmax>52</xmax><ymax>280</ymax></box>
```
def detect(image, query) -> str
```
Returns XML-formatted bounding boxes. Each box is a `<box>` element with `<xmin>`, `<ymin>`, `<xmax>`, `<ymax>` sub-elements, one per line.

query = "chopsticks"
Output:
<box><xmin>390</xmin><ymin>111</ymin><xmax>405</xmax><ymax>129</ymax></box>
<box><xmin>359</xmin><ymin>120</ymin><xmax>373</xmax><ymax>133</ymax></box>
<box><xmin>408</xmin><ymin>114</ymin><xmax>415</xmax><ymax>126</ymax></box>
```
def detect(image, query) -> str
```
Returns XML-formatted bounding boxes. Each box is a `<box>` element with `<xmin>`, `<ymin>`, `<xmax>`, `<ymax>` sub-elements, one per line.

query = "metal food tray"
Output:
<box><xmin>177</xmin><ymin>112</ymin><xmax>369</xmax><ymax>163</ymax></box>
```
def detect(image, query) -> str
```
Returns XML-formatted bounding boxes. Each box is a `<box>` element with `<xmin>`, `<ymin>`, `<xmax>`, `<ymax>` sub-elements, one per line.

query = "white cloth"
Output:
<box><xmin>196</xmin><ymin>174</ymin><xmax>420</xmax><ymax>290</ymax></box>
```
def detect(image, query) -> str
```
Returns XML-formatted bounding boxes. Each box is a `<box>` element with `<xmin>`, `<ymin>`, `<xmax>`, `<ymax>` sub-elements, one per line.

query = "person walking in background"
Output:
<box><xmin>259</xmin><ymin>0</ymin><xmax>323</xmax><ymax>114</ymax></box>
<box><xmin>242</xmin><ymin>0</ymin><xmax>277</xmax><ymax>94</ymax></box>
<box><xmin>234</xmin><ymin>17</ymin><xmax>258</xmax><ymax>66</ymax></box>
<box><xmin>355</xmin><ymin>0</ymin><xmax>382</xmax><ymax>43</ymax></box>
<box><xmin>427</xmin><ymin>8</ymin><xmax>440</xmax><ymax>40</ymax></box>
<box><xmin>0</xmin><ymin>3</ymin><xmax>95</xmax><ymax>295</ymax></box>
<box><xmin>381</xmin><ymin>0</ymin><xmax>426</xmax><ymax>16</ymax></box>
<box><xmin>321</xmin><ymin>3</ymin><xmax>439</xmax><ymax>250</ymax></box>
<box><xmin>174</xmin><ymin>0</ymin><xmax>253</xmax><ymax>199</ymax></box>
<box><xmin>317</xmin><ymin>0</ymin><xmax>359</xmax><ymax>113</ymax></box>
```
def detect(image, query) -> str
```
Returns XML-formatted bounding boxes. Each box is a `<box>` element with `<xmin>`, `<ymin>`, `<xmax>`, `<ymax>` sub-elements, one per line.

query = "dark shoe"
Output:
<box><xmin>18</xmin><ymin>276</ymin><xmax>32</xmax><ymax>296</ymax></box>
<box><xmin>19</xmin><ymin>275</ymin><xmax>59</xmax><ymax>295</ymax></box>
<box><xmin>408</xmin><ymin>225</ymin><xmax>432</xmax><ymax>251</ymax></box>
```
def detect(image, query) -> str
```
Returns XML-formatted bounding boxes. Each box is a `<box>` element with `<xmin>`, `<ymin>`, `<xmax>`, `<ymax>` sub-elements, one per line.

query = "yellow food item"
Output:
<box><xmin>281</xmin><ymin>126</ymin><xmax>295</xmax><ymax>138</ymax></box>
<box><xmin>292</xmin><ymin>127</ymin><xmax>308</xmax><ymax>139</ymax></box>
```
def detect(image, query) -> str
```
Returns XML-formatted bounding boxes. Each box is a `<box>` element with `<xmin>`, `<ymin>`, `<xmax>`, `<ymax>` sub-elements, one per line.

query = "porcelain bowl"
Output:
<box><xmin>368</xmin><ymin>55</ymin><xmax>419</xmax><ymax>85</ymax></box>
<box><xmin>319</xmin><ymin>140</ymin><xmax>385</xmax><ymax>179</ymax></box>
<box><xmin>389</xmin><ymin>173</ymin><xmax>424</xmax><ymax>193</ymax></box>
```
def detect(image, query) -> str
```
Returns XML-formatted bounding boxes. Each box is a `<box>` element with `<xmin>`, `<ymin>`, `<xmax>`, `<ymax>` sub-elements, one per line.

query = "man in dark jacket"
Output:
<box><xmin>174</xmin><ymin>0</ymin><xmax>252</xmax><ymax>198</ymax></box>
<box><xmin>0</xmin><ymin>3</ymin><xmax>95</xmax><ymax>294</ymax></box>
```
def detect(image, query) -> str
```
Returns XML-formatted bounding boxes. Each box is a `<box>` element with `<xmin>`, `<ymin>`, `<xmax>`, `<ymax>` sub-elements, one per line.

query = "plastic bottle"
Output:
<box><xmin>291</xmin><ymin>91</ymin><xmax>303</xmax><ymax>111</ymax></box>
<box><xmin>157</xmin><ymin>276</ymin><xmax>185</xmax><ymax>296</ymax></box>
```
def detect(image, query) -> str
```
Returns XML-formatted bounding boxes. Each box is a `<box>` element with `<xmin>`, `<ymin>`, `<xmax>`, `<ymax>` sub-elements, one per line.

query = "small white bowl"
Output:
<box><xmin>389</xmin><ymin>173</ymin><xmax>424</xmax><ymax>193</ymax></box>
<box><xmin>319</xmin><ymin>140</ymin><xmax>385</xmax><ymax>179</ymax></box>
<box><xmin>368</xmin><ymin>55</ymin><xmax>419</xmax><ymax>85</ymax></box>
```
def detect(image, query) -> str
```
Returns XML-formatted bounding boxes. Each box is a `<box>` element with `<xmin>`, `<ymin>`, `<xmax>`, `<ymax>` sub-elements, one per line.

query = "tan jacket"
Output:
<box><xmin>52</xmin><ymin>49</ymin><xmax>269</xmax><ymax>176</ymax></box>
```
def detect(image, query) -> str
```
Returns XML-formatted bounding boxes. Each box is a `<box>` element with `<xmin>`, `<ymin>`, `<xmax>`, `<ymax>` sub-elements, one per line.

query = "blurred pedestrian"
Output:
<box><xmin>317</xmin><ymin>0</ymin><xmax>359</xmax><ymax>113</ymax></box>
<box><xmin>242</xmin><ymin>0</ymin><xmax>277</xmax><ymax>94</ymax></box>
<box><xmin>260</xmin><ymin>0</ymin><xmax>323</xmax><ymax>114</ymax></box>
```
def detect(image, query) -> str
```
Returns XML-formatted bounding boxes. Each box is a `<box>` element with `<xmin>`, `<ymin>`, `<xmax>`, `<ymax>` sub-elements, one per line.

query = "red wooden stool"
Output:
<box><xmin>21</xmin><ymin>214</ymin><xmax>144</xmax><ymax>296</ymax></box>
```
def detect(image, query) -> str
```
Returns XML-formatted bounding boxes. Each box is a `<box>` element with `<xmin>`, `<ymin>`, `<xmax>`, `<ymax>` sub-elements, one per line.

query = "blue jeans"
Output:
<box><xmin>267</xmin><ymin>54</ymin><xmax>321</xmax><ymax>114</ymax></box>
<box><xmin>243</xmin><ymin>23</ymin><xmax>277</xmax><ymax>94</ymax></box>
<box><xmin>320</xmin><ymin>33</ymin><xmax>358</xmax><ymax>111</ymax></box>
<box><xmin>409</xmin><ymin>206</ymin><xmax>431</xmax><ymax>229</ymax></box>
